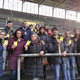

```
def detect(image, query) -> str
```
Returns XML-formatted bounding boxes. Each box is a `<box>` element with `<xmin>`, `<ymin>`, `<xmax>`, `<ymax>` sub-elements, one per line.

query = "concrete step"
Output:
<box><xmin>1</xmin><ymin>64</ymin><xmax>80</xmax><ymax>80</ymax></box>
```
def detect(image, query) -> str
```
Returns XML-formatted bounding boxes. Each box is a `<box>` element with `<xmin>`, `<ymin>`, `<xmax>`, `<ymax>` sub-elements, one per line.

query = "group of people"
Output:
<box><xmin>0</xmin><ymin>20</ymin><xmax>80</xmax><ymax>80</ymax></box>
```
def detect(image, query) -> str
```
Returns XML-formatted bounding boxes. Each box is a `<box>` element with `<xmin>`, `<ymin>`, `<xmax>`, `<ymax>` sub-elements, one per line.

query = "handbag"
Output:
<box><xmin>42</xmin><ymin>56</ymin><xmax>48</xmax><ymax>65</ymax></box>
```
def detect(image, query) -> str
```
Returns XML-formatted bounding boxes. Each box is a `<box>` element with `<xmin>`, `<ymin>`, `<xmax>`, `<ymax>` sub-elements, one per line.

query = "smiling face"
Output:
<box><xmin>16</xmin><ymin>31</ymin><xmax>22</xmax><ymax>39</ymax></box>
<box><xmin>22</xmin><ymin>21</ymin><xmax>27</xmax><ymax>27</ymax></box>
<box><xmin>65</xmin><ymin>31</ymin><xmax>70</xmax><ymax>38</ymax></box>
<box><xmin>45</xmin><ymin>25</ymin><xmax>48</xmax><ymax>30</ymax></box>
<box><xmin>52</xmin><ymin>29</ymin><xmax>58</xmax><ymax>36</ymax></box>
<box><xmin>74</xmin><ymin>29</ymin><xmax>79</xmax><ymax>35</ymax></box>
<box><xmin>40</xmin><ymin>28</ymin><xmax>45</xmax><ymax>34</ymax></box>
<box><xmin>0</xmin><ymin>32</ymin><xmax>5</xmax><ymax>39</ymax></box>
<box><xmin>30</xmin><ymin>26</ymin><xmax>33</xmax><ymax>29</ymax></box>
<box><xmin>31</xmin><ymin>34</ymin><xmax>37</xmax><ymax>41</ymax></box>
<box><xmin>35</xmin><ymin>25</ymin><xmax>39</xmax><ymax>30</ymax></box>
<box><xmin>7</xmin><ymin>23</ymin><xmax>12</xmax><ymax>28</ymax></box>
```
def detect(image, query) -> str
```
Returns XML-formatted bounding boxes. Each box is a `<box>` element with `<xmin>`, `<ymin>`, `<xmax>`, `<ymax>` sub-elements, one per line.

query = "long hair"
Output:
<box><xmin>14</xmin><ymin>29</ymin><xmax>25</xmax><ymax>41</ymax></box>
<box><xmin>30</xmin><ymin>33</ymin><xmax>40</xmax><ymax>42</ymax></box>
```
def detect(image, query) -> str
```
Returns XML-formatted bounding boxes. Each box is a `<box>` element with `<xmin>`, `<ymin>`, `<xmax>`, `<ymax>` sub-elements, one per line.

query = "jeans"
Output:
<box><xmin>10</xmin><ymin>70</ymin><xmax>17</xmax><ymax>80</ymax></box>
<box><xmin>66</xmin><ymin>56</ymin><xmax>75</xmax><ymax>80</ymax></box>
<box><xmin>53</xmin><ymin>62</ymin><xmax>67</xmax><ymax>80</ymax></box>
<box><xmin>3</xmin><ymin>47</ymin><xmax>7</xmax><ymax>70</ymax></box>
<box><xmin>32</xmin><ymin>77</ymin><xmax>39</xmax><ymax>80</ymax></box>
<box><xmin>61</xmin><ymin>62</ymin><xmax>67</xmax><ymax>80</ymax></box>
<box><xmin>54</xmin><ymin>64</ymin><xmax>60</xmax><ymax>80</ymax></box>
<box><xmin>0</xmin><ymin>57</ymin><xmax>3</xmax><ymax>77</ymax></box>
<box><xmin>0</xmin><ymin>72</ymin><xmax>3</xmax><ymax>77</ymax></box>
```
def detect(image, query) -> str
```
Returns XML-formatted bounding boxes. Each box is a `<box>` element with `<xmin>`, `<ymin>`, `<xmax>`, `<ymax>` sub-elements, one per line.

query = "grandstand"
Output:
<box><xmin>0</xmin><ymin>0</ymin><xmax>80</xmax><ymax>80</ymax></box>
<box><xmin>0</xmin><ymin>0</ymin><xmax>80</xmax><ymax>33</ymax></box>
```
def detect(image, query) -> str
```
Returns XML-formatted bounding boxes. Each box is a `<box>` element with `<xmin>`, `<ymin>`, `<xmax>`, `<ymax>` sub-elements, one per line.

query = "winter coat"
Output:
<box><xmin>71</xmin><ymin>36</ymin><xmax>79</xmax><ymax>53</ymax></box>
<box><xmin>24</xmin><ymin>40</ymin><xmax>45</xmax><ymax>77</ymax></box>
<box><xmin>48</xmin><ymin>35</ymin><xmax>67</xmax><ymax>65</ymax></box>
<box><xmin>19</xmin><ymin>26</ymin><xmax>32</xmax><ymax>42</ymax></box>
<box><xmin>38</xmin><ymin>32</ymin><xmax>50</xmax><ymax>52</ymax></box>
<box><xmin>4</xmin><ymin>26</ymin><xmax>14</xmax><ymax>39</ymax></box>
<box><xmin>7</xmin><ymin>37</ymin><xmax>25</xmax><ymax>70</ymax></box>
<box><xmin>63</xmin><ymin>38</ymin><xmax>74</xmax><ymax>53</ymax></box>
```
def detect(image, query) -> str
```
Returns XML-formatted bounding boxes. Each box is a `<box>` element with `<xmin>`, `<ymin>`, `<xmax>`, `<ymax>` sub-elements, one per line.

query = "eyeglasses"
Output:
<box><xmin>0</xmin><ymin>34</ymin><xmax>5</xmax><ymax>35</ymax></box>
<box><xmin>31</xmin><ymin>36</ymin><xmax>36</xmax><ymax>37</ymax></box>
<box><xmin>17</xmin><ymin>33</ymin><xmax>22</xmax><ymax>34</ymax></box>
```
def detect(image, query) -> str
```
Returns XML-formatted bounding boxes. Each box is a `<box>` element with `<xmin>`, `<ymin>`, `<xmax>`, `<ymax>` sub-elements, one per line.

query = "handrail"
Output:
<box><xmin>17</xmin><ymin>53</ymin><xmax>80</xmax><ymax>80</ymax></box>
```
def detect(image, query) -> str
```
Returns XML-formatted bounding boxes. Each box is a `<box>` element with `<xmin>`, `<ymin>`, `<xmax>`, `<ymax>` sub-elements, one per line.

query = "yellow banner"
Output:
<box><xmin>27</xmin><ymin>22</ymin><xmax>36</xmax><ymax>27</ymax></box>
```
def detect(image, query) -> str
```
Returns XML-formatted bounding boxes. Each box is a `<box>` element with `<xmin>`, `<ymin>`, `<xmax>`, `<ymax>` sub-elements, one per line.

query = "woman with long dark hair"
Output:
<box><xmin>38</xmin><ymin>27</ymin><xmax>50</xmax><ymax>79</ymax></box>
<box><xmin>7</xmin><ymin>29</ymin><xmax>26</xmax><ymax>80</ymax></box>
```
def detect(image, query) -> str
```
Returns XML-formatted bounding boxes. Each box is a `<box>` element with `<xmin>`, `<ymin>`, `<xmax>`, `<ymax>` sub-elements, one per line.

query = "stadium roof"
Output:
<box><xmin>23</xmin><ymin>0</ymin><xmax>80</xmax><ymax>12</ymax></box>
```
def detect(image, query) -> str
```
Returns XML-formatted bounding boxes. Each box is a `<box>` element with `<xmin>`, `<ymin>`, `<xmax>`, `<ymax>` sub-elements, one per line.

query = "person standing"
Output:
<box><xmin>4</xmin><ymin>21</ymin><xmax>14</xmax><ymax>71</ymax></box>
<box><xmin>0</xmin><ymin>32</ymin><xmax>4</xmax><ymax>77</ymax></box>
<box><xmin>7</xmin><ymin>29</ymin><xmax>25</xmax><ymax>80</ymax></box>
<box><xmin>19</xmin><ymin>21</ymin><xmax>32</xmax><ymax>42</ymax></box>
<box><xmin>72</xmin><ymin>28</ymin><xmax>79</xmax><ymax>53</ymax></box>
<box><xmin>38</xmin><ymin>27</ymin><xmax>49</xmax><ymax>79</ymax></box>
<box><xmin>63</xmin><ymin>31</ymin><xmax>75</xmax><ymax>80</ymax></box>
<box><xmin>0</xmin><ymin>31</ymin><xmax>8</xmax><ymax>70</ymax></box>
<box><xmin>4</xmin><ymin>21</ymin><xmax>14</xmax><ymax>39</ymax></box>
<box><xmin>35</xmin><ymin>24</ymin><xmax>40</xmax><ymax>34</ymax></box>
<box><xmin>48</xmin><ymin>27</ymin><xmax>67</xmax><ymax>80</ymax></box>
<box><xmin>24</xmin><ymin>33</ymin><xmax>45</xmax><ymax>80</ymax></box>
<box><xmin>44</xmin><ymin>25</ymin><xmax>52</xmax><ymax>36</ymax></box>
<box><xmin>38</xmin><ymin>27</ymin><xmax>50</xmax><ymax>52</ymax></box>
<box><xmin>75</xmin><ymin>28</ymin><xmax>80</xmax><ymax>76</ymax></box>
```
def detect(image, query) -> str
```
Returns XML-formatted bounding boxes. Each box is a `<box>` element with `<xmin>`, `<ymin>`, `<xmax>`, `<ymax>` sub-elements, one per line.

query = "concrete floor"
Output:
<box><xmin>1</xmin><ymin>65</ymin><xmax>80</xmax><ymax>80</ymax></box>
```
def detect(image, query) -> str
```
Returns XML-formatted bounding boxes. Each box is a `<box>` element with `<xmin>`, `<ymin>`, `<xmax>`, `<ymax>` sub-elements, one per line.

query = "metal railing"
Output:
<box><xmin>17</xmin><ymin>53</ymin><xmax>80</xmax><ymax>80</ymax></box>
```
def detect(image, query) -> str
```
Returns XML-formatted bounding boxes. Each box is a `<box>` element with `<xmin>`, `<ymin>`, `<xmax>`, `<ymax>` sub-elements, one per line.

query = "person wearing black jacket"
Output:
<box><xmin>73</xmin><ymin>28</ymin><xmax>80</xmax><ymax>76</ymax></box>
<box><xmin>38</xmin><ymin>27</ymin><xmax>50</xmax><ymax>52</ymax></box>
<box><xmin>48</xmin><ymin>27</ymin><xmax>67</xmax><ymax>80</ymax></box>
<box><xmin>38</xmin><ymin>27</ymin><xmax>50</xmax><ymax>79</ymax></box>
<box><xmin>4</xmin><ymin>21</ymin><xmax>14</xmax><ymax>39</ymax></box>
<box><xmin>24</xmin><ymin>33</ymin><xmax>45</xmax><ymax>80</ymax></box>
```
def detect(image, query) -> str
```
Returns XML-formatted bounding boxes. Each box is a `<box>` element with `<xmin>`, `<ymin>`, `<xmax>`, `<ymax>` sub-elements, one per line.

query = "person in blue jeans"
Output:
<box><xmin>7</xmin><ymin>29</ymin><xmax>26</xmax><ymax>80</ymax></box>
<box><xmin>66</xmin><ymin>57</ymin><xmax>75</xmax><ymax>80</ymax></box>
<box><xmin>72</xmin><ymin>28</ymin><xmax>80</xmax><ymax>76</ymax></box>
<box><xmin>63</xmin><ymin>31</ymin><xmax>75</xmax><ymax>80</ymax></box>
<box><xmin>0</xmin><ymin>43</ymin><xmax>4</xmax><ymax>77</ymax></box>
<box><xmin>48</xmin><ymin>27</ymin><xmax>67</xmax><ymax>80</ymax></box>
<box><xmin>0</xmin><ymin>31</ymin><xmax>5</xmax><ymax>77</ymax></box>
<box><xmin>54</xmin><ymin>60</ymin><xmax>67</xmax><ymax>80</ymax></box>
